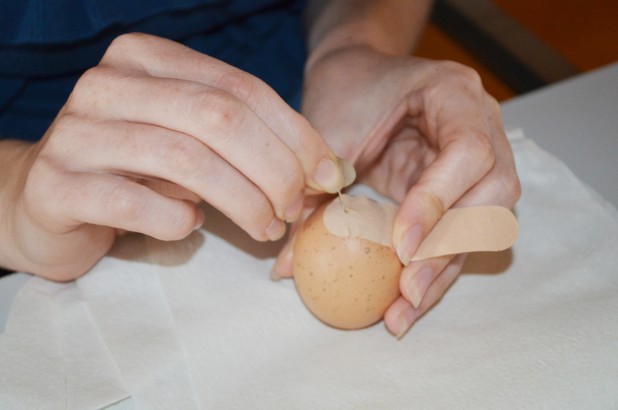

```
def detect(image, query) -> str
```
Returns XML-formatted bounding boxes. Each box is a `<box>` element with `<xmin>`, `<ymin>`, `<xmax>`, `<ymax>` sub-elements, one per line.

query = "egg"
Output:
<box><xmin>293</xmin><ymin>194</ymin><xmax>403</xmax><ymax>330</ymax></box>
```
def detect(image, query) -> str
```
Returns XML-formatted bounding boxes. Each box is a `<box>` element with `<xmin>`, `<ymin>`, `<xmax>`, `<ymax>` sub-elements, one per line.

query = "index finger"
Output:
<box><xmin>100</xmin><ymin>33</ymin><xmax>355</xmax><ymax>193</ymax></box>
<box><xmin>392</xmin><ymin>91</ymin><xmax>496</xmax><ymax>265</ymax></box>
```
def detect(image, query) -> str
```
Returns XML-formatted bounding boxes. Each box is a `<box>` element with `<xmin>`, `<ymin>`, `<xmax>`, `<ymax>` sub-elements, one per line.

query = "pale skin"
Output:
<box><xmin>273</xmin><ymin>0</ymin><xmax>521</xmax><ymax>337</ymax></box>
<box><xmin>0</xmin><ymin>34</ymin><xmax>355</xmax><ymax>281</ymax></box>
<box><xmin>0</xmin><ymin>0</ymin><xmax>520</xmax><ymax>337</ymax></box>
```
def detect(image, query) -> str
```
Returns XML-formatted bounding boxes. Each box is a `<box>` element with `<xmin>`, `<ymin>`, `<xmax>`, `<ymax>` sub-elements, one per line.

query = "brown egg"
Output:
<box><xmin>293</xmin><ymin>194</ymin><xmax>403</xmax><ymax>330</ymax></box>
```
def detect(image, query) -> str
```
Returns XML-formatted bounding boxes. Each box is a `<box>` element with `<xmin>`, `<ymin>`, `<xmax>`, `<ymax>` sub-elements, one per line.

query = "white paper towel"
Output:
<box><xmin>0</xmin><ymin>280</ymin><xmax>129</xmax><ymax>409</ymax></box>
<box><xmin>1</xmin><ymin>131</ymin><xmax>617</xmax><ymax>409</ymax></box>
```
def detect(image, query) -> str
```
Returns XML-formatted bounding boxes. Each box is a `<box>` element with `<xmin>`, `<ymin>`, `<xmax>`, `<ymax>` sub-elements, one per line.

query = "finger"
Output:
<box><xmin>48</xmin><ymin>172</ymin><xmax>203</xmax><ymax>240</ymax></box>
<box><xmin>399</xmin><ymin>255</ymin><xmax>453</xmax><ymax>308</ymax></box>
<box><xmin>270</xmin><ymin>236</ymin><xmax>295</xmax><ymax>281</ymax></box>
<box><xmin>67</xmin><ymin>70</ymin><xmax>307</xmax><ymax>224</ymax></box>
<box><xmin>141</xmin><ymin>179</ymin><xmax>202</xmax><ymax>204</ymax></box>
<box><xmin>392</xmin><ymin>91</ymin><xmax>496</xmax><ymax>265</ymax></box>
<box><xmin>383</xmin><ymin>297</ymin><xmax>413</xmax><ymax>338</ymax></box>
<box><xmin>384</xmin><ymin>254</ymin><xmax>467</xmax><ymax>338</ymax></box>
<box><xmin>99</xmin><ymin>33</ymin><xmax>355</xmax><ymax>193</ymax></box>
<box><xmin>453</xmin><ymin>95</ymin><xmax>521</xmax><ymax>208</ymax></box>
<box><xmin>51</xmin><ymin>117</ymin><xmax>286</xmax><ymax>241</ymax></box>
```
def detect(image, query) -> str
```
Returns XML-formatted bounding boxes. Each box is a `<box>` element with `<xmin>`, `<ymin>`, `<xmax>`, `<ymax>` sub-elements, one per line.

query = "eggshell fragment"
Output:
<box><xmin>293</xmin><ymin>195</ymin><xmax>402</xmax><ymax>330</ymax></box>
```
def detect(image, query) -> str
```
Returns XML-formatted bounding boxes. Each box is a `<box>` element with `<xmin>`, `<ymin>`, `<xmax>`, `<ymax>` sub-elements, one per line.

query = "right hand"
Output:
<box><xmin>1</xmin><ymin>33</ymin><xmax>353</xmax><ymax>281</ymax></box>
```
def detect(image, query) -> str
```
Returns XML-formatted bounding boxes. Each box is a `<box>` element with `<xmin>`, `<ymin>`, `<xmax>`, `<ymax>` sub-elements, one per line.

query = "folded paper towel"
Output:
<box><xmin>1</xmin><ymin>131</ymin><xmax>617</xmax><ymax>409</ymax></box>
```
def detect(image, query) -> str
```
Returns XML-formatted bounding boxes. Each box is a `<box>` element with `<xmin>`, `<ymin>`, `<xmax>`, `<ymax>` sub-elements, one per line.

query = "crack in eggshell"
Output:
<box><xmin>322</xmin><ymin>194</ymin><xmax>398</xmax><ymax>247</ymax></box>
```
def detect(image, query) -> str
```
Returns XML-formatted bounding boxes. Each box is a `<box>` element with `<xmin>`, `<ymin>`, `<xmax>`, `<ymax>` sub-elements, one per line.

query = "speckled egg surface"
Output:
<box><xmin>293</xmin><ymin>195</ymin><xmax>403</xmax><ymax>330</ymax></box>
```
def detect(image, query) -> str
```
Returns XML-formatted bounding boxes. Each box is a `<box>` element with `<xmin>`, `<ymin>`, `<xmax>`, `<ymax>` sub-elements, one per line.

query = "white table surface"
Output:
<box><xmin>1</xmin><ymin>62</ymin><xmax>617</xmax><ymax>333</ymax></box>
<box><xmin>501</xmin><ymin>61</ymin><xmax>618</xmax><ymax>208</ymax></box>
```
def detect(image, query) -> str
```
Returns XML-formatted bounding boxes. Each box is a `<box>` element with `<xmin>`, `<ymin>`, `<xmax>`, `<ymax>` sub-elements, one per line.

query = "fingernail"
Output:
<box><xmin>407</xmin><ymin>266</ymin><xmax>434</xmax><ymax>309</ymax></box>
<box><xmin>313</xmin><ymin>157</ymin><xmax>344</xmax><ymax>193</ymax></box>
<box><xmin>339</xmin><ymin>157</ymin><xmax>356</xmax><ymax>187</ymax></box>
<box><xmin>266</xmin><ymin>218</ymin><xmax>286</xmax><ymax>241</ymax></box>
<box><xmin>396</xmin><ymin>224</ymin><xmax>423</xmax><ymax>266</ymax></box>
<box><xmin>269</xmin><ymin>267</ymin><xmax>283</xmax><ymax>281</ymax></box>
<box><xmin>396</xmin><ymin>306</ymin><xmax>419</xmax><ymax>340</ymax></box>
<box><xmin>283</xmin><ymin>193</ymin><xmax>304</xmax><ymax>222</ymax></box>
<box><xmin>193</xmin><ymin>209</ymin><xmax>205</xmax><ymax>231</ymax></box>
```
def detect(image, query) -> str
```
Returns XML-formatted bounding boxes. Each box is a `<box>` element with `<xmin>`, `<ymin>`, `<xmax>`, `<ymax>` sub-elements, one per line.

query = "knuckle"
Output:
<box><xmin>52</xmin><ymin>111</ymin><xmax>81</xmax><ymax>131</ymax></box>
<box><xmin>216</xmin><ymin>70</ymin><xmax>258</xmax><ymax>103</ymax></box>
<box><xmin>40</xmin><ymin>113</ymin><xmax>80</xmax><ymax>154</ymax></box>
<box><xmin>162</xmin><ymin>141</ymin><xmax>223</xmax><ymax>190</ymax></box>
<box><xmin>426</xmin><ymin>192</ymin><xmax>446</xmax><ymax>218</ymax></box>
<box><xmin>105</xmin><ymin>33</ymin><xmax>132</xmax><ymax>56</ymax></box>
<box><xmin>468</xmin><ymin>132</ymin><xmax>496</xmax><ymax>171</ymax></box>
<box><xmin>103</xmin><ymin>182</ymin><xmax>145</xmax><ymax>222</ymax></box>
<box><xmin>160</xmin><ymin>138</ymin><xmax>203</xmax><ymax>176</ymax></box>
<box><xmin>164</xmin><ymin>209</ymin><xmax>197</xmax><ymax>240</ymax></box>
<box><xmin>68</xmin><ymin>66</ymin><xmax>113</xmax><ymax>111</ymax></box>
<box><xmin>192</xmin><ymin>89</ymin><xmax>243</xmax><ymax>138</ymax></box>
<box><xmin>102</xmin><ymin>32</ymin><xmax>148</xmax><ymax>62</ymax></box>
<box><xmin>417</xmin><ymin>189</ymin><xmax>447</xmax><ymax>223</ymax></box>
<box><xmin>446</xmin><ymin>61</ymin><xmax>483</xmax><ymax>87</ymax></box>
<box><xmin>74</xmin><ymin>66</ymin><xmax>105</xmax><ymax>89</ymax></box>
<box><xmin>427</xmin><ymin>61</ymin><xmax>484</xmax><ymax>99</ymax></box>
<box><xmin>271</xmin><ymin>161</ymin><xmax>304</xmax><ymax>203</ymax></box>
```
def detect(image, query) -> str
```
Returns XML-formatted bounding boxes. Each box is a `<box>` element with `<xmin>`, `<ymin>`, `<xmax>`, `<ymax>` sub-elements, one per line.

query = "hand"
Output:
<box><xmin>0</xmin><ymin>33</ymin><xmax>354</xmax><ymax>281</ymax></box>
<box><xmin>273</xmin><ymin>46</ymin><xmax>520</xmax><ymax>337</ymax></box>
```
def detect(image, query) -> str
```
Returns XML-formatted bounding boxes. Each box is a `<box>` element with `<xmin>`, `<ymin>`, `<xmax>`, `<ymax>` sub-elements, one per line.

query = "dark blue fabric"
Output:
<box><xmin>0</xmin><ymin>0</ymin><xmax>307</xmax><ymax>141</ymax></box>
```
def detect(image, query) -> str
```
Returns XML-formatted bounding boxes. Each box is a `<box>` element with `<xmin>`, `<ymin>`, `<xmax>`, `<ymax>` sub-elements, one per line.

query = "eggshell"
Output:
<box><xmin>293</xmin><ymin>195</ymin><xmax>403</xmax><ymax>330</ymax></box>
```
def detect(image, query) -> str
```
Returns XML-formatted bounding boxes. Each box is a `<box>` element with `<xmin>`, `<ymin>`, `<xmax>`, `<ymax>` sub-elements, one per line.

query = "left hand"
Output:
<box><xmin>273</xmin><ymin>46</ymin><xmax>520</xmax><ymax>337</ymax></box>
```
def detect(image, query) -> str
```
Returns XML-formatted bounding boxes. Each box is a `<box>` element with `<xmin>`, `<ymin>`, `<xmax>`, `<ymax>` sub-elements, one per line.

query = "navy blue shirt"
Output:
<box><xmin>0</xmin><ymin>0</ymin><xmax>307</xmax><ymax>141</ymax></box>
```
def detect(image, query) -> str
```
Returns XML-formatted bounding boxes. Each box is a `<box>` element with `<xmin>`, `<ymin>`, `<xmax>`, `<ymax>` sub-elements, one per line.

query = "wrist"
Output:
<box><xmin>306</xmin><ymin>36</ymin><xmax>387</xmax><ymax>76</ymax></box>
<box><xmin>304</xmin><ymin>0</ymin><xmax>432</xmax><ymax>72</ymax></box>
